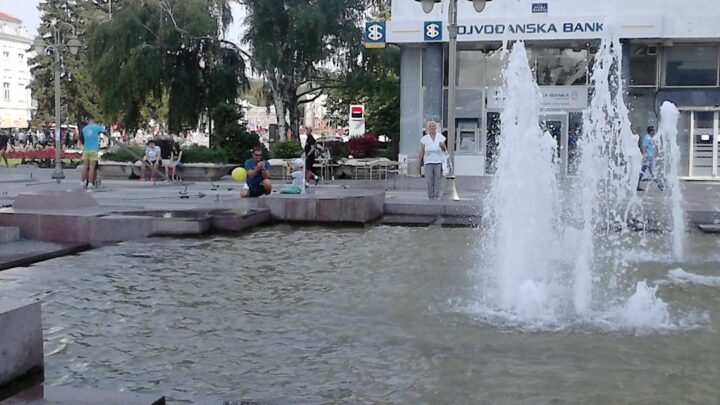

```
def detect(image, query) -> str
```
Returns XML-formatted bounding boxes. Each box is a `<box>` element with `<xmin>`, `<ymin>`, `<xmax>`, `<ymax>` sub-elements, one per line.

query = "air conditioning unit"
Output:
<box><xmin>647</xmin><ymin>45</ymin><xmax>658</xmax><ymax>56</ymax></box>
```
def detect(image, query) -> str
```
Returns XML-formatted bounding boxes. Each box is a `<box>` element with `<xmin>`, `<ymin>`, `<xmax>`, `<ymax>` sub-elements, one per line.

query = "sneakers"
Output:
<box><xmin>314</xmin><ymin>175</ymin><xmax>320</xmax><ymax>186</ymax></box>
<box><xmin>139</xmin><ymin>177</ymin><xmax>146</xmax><ymax>181</ymax></box>
<box><xmin>151</xmin><ymin>176</ymin><xmax>157</xmax><ymax>183</ymax></box>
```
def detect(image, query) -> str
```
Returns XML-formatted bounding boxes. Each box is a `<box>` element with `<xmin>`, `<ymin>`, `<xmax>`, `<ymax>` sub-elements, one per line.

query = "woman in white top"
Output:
<box><xmin>418</xmin><ymin>120</ymin><xmax>447</xmax><ymax>199</ymax></box>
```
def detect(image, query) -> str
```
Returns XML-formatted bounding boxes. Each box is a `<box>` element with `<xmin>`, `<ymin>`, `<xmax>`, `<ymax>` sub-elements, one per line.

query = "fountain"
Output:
<box><xmin>480</xmin><ymin>32</ymin><xmax>675</xmax><ymax>329</ymax></box>
<box><xmin>658</xmin><ymin>101</ymin><xmax>685</xmax><ymax>259</ymax></box>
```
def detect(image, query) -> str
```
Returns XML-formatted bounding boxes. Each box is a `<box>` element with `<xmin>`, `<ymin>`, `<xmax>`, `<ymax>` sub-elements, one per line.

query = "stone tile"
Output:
<box><xmin>0</xmin><ymin>226</ymin><xmax>20</xmax><ymax>243</ymax></box>
<box><xmin>0</xmin><ymin>300</ymin><xmax>43</xmax><ymax>389</ymax></box>
<box><xmin>13</xmin><ymin>191</ymin><xmax>99</xmax><ymax>211</ymax></box>
<box><xmin>89</xmin><ymin>216</ymin><xmax>154</xmax><ymax>244</ymax></box>
<box><xmin>211</xmin><ymin>209</ymin><xmax>272</xmax><ymax>232</ymax></box>
<box><xmin>38</xmin><ymin>215</ymin><xmax>91</xmax><ymax>243</ymax></box>
<box><xmin>0</xmin><ymin>213</ymin><xmax>42</xmax><ymax>240</ymax></box>
<box><xmin>4</xmin><ymin>385</ymin><xmax>165</xmax><ymax>404</ymax></box>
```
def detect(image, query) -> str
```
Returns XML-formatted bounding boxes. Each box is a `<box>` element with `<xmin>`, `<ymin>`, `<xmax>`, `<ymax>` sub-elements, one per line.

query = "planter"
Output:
<box><xmin>97</xmin><ymin>162</ymin><xmax>136</xmax><ymax>179</ymax></box>
<box><xmin>173</xmin><ymin>163</ymin><xmax>235</xmax><ymax>181</ymax></box>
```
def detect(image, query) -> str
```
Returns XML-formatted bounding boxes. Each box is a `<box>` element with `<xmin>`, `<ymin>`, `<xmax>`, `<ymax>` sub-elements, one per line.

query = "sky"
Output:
<box><xmin>0</xmin><ymin>0</ymin><xmax>41</xmax><ymax>37</ymax></box>
<box><xmin>0</xmin><ymin>1</ymin><xmax>245</xmax><ymax>41</ymax></box>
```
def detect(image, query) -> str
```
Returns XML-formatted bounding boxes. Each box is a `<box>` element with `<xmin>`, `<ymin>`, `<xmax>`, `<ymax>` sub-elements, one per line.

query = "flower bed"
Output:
<box><xmin>5</xmin><ymin>149</ymin><xmax>82</xmax><ymax>168</ymax></box>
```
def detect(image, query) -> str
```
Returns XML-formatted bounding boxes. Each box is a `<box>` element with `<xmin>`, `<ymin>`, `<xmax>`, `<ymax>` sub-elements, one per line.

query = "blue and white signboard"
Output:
<box><xmin>364</xmin><ymin>21</ymin><xmax>386</xmax><ymax>49</ymax></box>
<box><xmin>424</xmin><ymin>21</ymin><xmax>443</xmax><ymax>41</ymax></box>
<box><xmin>532</xmin><ymin>3</ymin><xmax>548</xmax><ymax>13</ymax></box>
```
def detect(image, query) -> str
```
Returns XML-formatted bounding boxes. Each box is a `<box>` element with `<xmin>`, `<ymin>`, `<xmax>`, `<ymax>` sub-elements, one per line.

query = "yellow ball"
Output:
<box><xmin>231</xmin><ymin>167</ymin><xmax>247</xmax><ymax>181</ymax></box>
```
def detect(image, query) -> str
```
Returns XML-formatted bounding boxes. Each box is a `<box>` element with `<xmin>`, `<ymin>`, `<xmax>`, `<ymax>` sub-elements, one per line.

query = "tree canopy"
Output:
<box><xmin>240</xmin><ymin>0</ymin><xmax>367</xmax><ymax>141</ymax></box>
<box><xmin>85</xmin><ymin>0</ymin><xmax>248</xmax><ymax>132</ymax></box>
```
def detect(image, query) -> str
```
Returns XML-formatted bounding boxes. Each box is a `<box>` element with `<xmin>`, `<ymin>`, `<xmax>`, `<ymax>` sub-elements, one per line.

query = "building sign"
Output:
<box><xmin>349</xmin><ymin>104</ymin><xmax>365</xmax><ymax>137</ymax></box>
<box><xmin>424</xmin><ymin>21</ymin><xmax>443</xmax><ymax>41</ymax></box>
<box><xmin>402</xmin><ymin>16</ymin><xmax>662</xmax><ymax>42</ymax></box>
<box><xmin>487</xmin><ymin>86</ymin><xmax>589</xmax><ymax>110</ymax></box>
<box><xmin>531</xmin><ymin>3</ymin><xmax>548</xmax><ymax>13</ymax></box>
<box><xmin>458</xmin><ymin>21</ymin><xmax>604</xmax><ymax>37</ymax></box>
<box><xmin>364</xmin><ymin>21</ymin><xmax>386</xmax><ymax>49</ymax></box>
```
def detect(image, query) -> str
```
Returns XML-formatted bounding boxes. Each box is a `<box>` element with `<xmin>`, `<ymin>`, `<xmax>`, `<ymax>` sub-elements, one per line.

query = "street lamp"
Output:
<box><xmin>414</xmin><ymin>0</ymin><xmax>493</xmax><ymax>201</ymax></box>
<box><xmin>33</xmin><ymin>23</ymin><xmax>82</xmax><ymax>184</ymax></box>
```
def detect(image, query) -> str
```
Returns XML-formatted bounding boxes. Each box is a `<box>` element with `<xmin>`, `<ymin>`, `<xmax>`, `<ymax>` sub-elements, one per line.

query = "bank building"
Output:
<box><xmin>376</xmin><ymin>0</ymin><xmax>720</xmax><ymax>179</ymax></box>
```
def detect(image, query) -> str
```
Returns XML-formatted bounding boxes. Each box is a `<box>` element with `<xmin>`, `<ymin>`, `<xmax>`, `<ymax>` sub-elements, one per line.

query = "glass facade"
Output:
<box><xmin>664</xmin><ymin>45</ymin><xmax>719</xmax><ymax>86</ymax></box>
<box><xmin>418</xmin><ymin>41</ymin><xmax>720</xmax><ymax>178</ymax></box>
<box><xmin>629</xmin><ymin>45</ymin><xmax>658</xmax><ymax>86</ymax></box>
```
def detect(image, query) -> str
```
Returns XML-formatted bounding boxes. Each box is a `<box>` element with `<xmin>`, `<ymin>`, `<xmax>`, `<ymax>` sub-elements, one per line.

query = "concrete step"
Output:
<box><xmin>0</xmin><ymin>226</ymin><xmax>20</xmax><ymax>243</ymax></box>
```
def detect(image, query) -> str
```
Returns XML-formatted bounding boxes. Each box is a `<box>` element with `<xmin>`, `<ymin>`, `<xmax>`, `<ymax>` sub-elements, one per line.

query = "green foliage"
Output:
<box><xmin>323</xmin><ymin>140</ymin><xmax>347</xmax><ymax>161</ymax></box>
<box><xmin>270</xmin><ymin>141</ymin><xmax>303</xmax><ymax>159</ymax></box>
<box><xmin>327</xmin><ymin>46</ymin><xmax>400</xmax><ymax>158</ymax></box>
<box><xmin>85</xmin><ymin>0</ymin><xmax>248</xmax><ymax>132</ymax></box>
<box><xmin>29</xmin><ymin>1</ymin><xmax>107</xmax><ymax>126</ymax></box>
<box><xmin>181</xmin><ymin>146</ymin><xmax>229</xmax><ymax>164</ymax></box>
<box><xmin>376</xmin><ymin>147</ymin><xmax>395</xmax><ymax>160</ymax></box>
<box><xmin>210</xmin><ymin>102</ymin><xmax>261</xmax><ymax>163</ymax></box>
<box><xmin>101</xmin><ymin>145</ymin><xmax>145</xmax><ymax>162</ymax></box>
<box><xmin>240</xmin><ymin>0</ymin><xmax>368</xmax><ymax>141</ymax></box>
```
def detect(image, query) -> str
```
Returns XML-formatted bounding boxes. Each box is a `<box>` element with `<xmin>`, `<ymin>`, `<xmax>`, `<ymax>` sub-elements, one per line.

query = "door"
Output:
<box><xmin>542</xmin><ymin>113</ymin><xmax>569</xmax><ymax>175</ymax></box>
<box><xmin>688</xmin><ymin>111</ymin><xmax>717</xmax><ymax>178</ymax></box>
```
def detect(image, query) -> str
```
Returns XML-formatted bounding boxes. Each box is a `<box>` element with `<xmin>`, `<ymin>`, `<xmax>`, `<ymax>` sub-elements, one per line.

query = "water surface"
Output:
<box><xmin>0</xmin><ymin>225</ymin><xmax>718</xmax><ymax>404</ymax></box>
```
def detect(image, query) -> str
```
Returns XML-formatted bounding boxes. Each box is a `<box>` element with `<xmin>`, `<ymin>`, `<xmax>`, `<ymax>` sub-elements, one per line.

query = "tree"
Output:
<box><xmin>240</xmin><ymin>0</ymin><xmax>367</xmax><ymax>142</ymax></box>
<box><xmin>84</xmin><ymin>0</ymin><xmax>248</xmax><ymax>132</ymax></box>
<box><xmin>29</xmin><ymin>0</ymin><xmax>106</xmax><ymax>126</ymax></box>
<box><xmin>326</xmin><ymin>45</ymin><xmax>401</xmax><ymax>156</ymax></box>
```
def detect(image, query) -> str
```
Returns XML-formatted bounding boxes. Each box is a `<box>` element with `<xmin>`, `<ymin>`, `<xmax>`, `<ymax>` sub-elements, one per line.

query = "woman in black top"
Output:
<box><xmin>304</xmin><ymin>127</ymin><xmax>320</xmax><ymax>185</ymax></box>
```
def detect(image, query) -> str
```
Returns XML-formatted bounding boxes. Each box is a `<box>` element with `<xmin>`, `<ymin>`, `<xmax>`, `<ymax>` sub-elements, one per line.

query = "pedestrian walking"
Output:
<box><xmin>418</xmin><ymin>120</ymin><xmax>447</xmax><ymax>199</ymax></box>
<box><xmin>304</xmin><ymin>126</ymin><xmax>320</xmax><ymax>186</ymax></box>
<box><xmin>637</xmin><ymin>125</ymin><xmax>664</xmax><ymax>191</ymax></box>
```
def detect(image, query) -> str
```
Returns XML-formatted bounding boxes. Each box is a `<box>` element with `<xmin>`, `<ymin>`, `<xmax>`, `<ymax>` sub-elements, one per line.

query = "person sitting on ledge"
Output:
<box><xmin>241</xmin><ymin>145</ymin><xmax>272</xmax><ymax>198</ymax></box>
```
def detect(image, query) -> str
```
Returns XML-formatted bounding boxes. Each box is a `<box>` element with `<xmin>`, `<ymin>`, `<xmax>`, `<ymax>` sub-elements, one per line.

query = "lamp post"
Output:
<box><xmin>414</xmin><ymin>0</ymin><xmax>493</xmax><ymax>201</ymax></box>
<box><xmin>33</xmin><ymin>23</ymin><xmax>82</xmax><ymax>184</ymax></box>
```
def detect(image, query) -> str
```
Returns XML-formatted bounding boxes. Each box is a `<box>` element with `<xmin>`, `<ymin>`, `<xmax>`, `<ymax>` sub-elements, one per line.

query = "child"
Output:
<box><xmin>280</xmin><ymin>158</ymin><xmax>304</xmax><ymax>194</ymax></box>
<box><xmin>165</xmin><ymin>144</ymin><xmax>183</xmax><ymax>181</ymax></box>
<box><xmin>140</xmin><ymin>140</ymin><xmax>162</xmax><ymax>182</ymax></box>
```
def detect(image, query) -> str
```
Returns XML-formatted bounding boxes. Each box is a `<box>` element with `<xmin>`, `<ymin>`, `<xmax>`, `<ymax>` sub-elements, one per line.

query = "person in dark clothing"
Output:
<box><xmin>304</xmin><ymin>127</ymin><xmax>320</xmax><ymax>185</ymax></box>
<box><xmin>0</xmin><ymin>131</ymin><xmax>9</xmax><ymax>167</ymax></box>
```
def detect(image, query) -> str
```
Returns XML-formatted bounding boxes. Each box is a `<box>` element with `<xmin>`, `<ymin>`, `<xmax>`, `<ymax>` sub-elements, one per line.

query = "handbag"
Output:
<box><xmin>441</xmin><ymin>151</ymin><xmax>452</xmax><ymax>175</ymax></box>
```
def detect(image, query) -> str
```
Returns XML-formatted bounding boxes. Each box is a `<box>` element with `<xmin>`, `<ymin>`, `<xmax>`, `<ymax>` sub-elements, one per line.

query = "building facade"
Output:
<box><xmin>387</xmin><ymin>0</ymin><xmax>720</xmax><ymax>179</ymax></box>
<box><xmin>0</xmin><ymin>12</ymin><xmax>32</xmax><ymax>130</ymax></box>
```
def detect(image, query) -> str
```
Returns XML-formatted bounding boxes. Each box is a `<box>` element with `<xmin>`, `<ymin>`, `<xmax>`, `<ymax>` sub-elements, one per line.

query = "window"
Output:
<box><xmin>3</xmin><ymin>83</ymin><xmax>9</xmax><ymax>102</ymax></box>
<box><xmin>664</xmin><ymin>45</ymin><xmax>719</xmax><ymax>86</ymax></box>
<box><xmin>18</xmin><ymin>53</ymin><xmax>23</xmax><ymax>61</ymax></box>
<box><xmin>535</xmin><ymin>48</ymin><xmax>588</xmax><ymax>86</ymax></box>
<box><xmin>458</xmin><ymin>50</ymin><xmax>485</xmax><ymax>87</ymax></box>
<box><xmin>2</xmin><ymin>51</ymin><xmax>8</xmax><ymax>59</ymax></box>
<box><xmin>629</xmin><ymin>45</ymin><xmax>658</xmax><ymax>86</ymax></box>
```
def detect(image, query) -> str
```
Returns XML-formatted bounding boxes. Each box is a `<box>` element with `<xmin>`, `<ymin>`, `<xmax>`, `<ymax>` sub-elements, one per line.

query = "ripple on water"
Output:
<box><xmin>0</xmin><ymin>225</ymin><xmax>717</xmax><ymax>403</ymax></box>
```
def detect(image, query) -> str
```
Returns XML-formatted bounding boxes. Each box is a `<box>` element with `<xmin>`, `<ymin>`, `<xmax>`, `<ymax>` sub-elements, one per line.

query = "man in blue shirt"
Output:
<box><xmin>637</xmin><ymin>125</ymin><xmax>664</xmax><ymax>192</ymax></box>
<box><xmin>81</xmin><ymin>119</ymin><xmax>105</xmax><ymax>189</ymax></box>
<box><xmin>241</xmin><ymin>145</ymin><xmax>272</xmax><ymax>198</ymax></box>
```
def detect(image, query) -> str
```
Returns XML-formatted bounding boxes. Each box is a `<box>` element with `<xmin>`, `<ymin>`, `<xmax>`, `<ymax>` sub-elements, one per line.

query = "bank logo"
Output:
<box><xmin>424</xmin><ymin>21</ymin><xmax>442</xmax><ymax>41</ymax></box>
<box><xmin>364</xmin><ymin>21</ymin><xmax>386</xmax><ymax>49</ymax></box>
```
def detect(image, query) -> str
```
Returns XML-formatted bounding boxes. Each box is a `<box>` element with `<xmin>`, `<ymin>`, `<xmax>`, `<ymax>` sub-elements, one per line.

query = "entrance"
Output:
<box><xmin>542</xmin><ymin>112</ymin><xmax>569</xmax><ymax>175</ymax></box>
<box><xmin>687</xmin><ymin>110</ymin><xmax>720</xmax><ymax>178</ymax></box>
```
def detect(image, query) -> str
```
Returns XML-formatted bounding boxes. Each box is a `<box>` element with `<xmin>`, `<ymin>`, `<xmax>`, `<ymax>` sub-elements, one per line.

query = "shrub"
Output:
<box><xmin>323</xmin><ymin>140</ymin><xmax>346</xmax><ymax>161</ymax></box>
<box><xmin>211</xmin><ymin>102</ymin><xmax>262</xmax><ymax>163</ymax></box>
<box><xmin>181</xmin><ymin>146</ymin><xmax>229</xmax><ymax>163</ymax></box>
<box><xmin>346</xmin><ymin>135</ymin><xmax>380</xmax><ymax>158</ymax></box>
<box><xmin>270</xmin><ymin>141</ymin><xmax>303</xmax><ymax>159</ymax></box>
<box><xmin>102</xmin><ymin>146</ymin><xmax>145</xmax><ymax>162</ymax></box>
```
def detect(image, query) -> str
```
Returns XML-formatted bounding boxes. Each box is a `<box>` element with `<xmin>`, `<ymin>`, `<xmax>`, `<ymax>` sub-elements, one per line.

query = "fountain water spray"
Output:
<box><xmin>484</xmin><ymin>41</ymin><xmax>563</xmax><ymax>321</ymax></box>
<box><xmin>480</xmin><ymin>32</ymin><xmax>673</xmax><ymax>329</ymax></box>
<box><xmin>658</xmin><ymin>101</ymin><xmax>684</xmax><ymax>259</ymax></box>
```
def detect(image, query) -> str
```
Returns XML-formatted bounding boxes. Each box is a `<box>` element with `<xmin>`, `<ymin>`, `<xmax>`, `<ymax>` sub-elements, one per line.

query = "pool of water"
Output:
<box><xmin>0</xmin><ymin>225</ymin><xmax>718</xmax><ymax>403</ymax></box>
